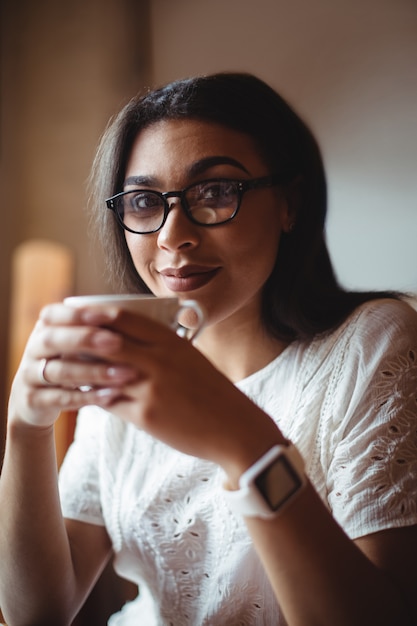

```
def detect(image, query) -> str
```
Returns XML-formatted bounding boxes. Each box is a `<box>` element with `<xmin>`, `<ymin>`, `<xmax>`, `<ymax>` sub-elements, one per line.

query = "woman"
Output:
<box><xmin>1</xmin><ymin>73</ymin><xmax>416</xmax><ymax>625</ymax></box>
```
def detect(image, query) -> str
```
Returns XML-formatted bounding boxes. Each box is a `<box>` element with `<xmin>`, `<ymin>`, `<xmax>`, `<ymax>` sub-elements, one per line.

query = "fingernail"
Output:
<box><xmin>96</xmin><ymin>387</ymin><xmax>118</xmax><ymax>397</ymax></box>
<box><xmin>106</xmin><ymin>366</ymin><xmax>135</xmax><ymax>381</ymax></box>
<box><xmin>91</xmin><ymin>331</ymin><xmax>121</xmax><ymax>348</ymax></box>
<box><xmin>95</xmin><ymin>388</ymin><xmax>122</xmax><ymax>406</ymax></box>
<box><xmin>81</xmin><ymin>309</ymin><xmax>118</xmax><ymax>324</ymax></box>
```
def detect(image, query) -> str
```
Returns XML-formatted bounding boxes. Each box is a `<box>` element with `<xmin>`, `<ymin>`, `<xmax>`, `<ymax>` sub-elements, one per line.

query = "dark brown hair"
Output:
<box><xmin>89</xmin><ymin>72</ymin><xmax>399</xmax><ymax>340</ymax></box>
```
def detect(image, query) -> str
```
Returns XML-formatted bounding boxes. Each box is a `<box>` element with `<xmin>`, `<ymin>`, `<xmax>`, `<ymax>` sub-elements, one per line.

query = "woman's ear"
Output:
<box><xmin>282</xmin><ymin>176</ymin><xmax>302</xmax><ymax>233</ymax></box>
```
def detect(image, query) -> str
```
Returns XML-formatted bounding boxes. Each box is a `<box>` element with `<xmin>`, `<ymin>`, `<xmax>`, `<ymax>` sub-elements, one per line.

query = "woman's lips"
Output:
<box><xmin>159</xmin><ymin>265</ymin><xmax>220</xmax><ymax>292</ymax></box>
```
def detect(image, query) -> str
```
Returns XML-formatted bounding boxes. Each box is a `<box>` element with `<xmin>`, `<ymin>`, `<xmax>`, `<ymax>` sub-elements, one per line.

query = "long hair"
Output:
<box><xmin>89</xmin><ymin>72</ymin><xmax>399</xmax><ymax>341</ymax></box>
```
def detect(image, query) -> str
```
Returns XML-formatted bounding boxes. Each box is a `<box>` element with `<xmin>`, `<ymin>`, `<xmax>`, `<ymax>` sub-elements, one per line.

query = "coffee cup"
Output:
<box><xmin>64</xmin><ymin>294</ymin><xmax>205</xmax><ymax>340</ymax></box>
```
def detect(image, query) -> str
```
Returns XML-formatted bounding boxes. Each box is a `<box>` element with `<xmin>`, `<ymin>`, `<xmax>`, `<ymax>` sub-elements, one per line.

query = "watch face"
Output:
<box><xmin>255</xmin><ymin>455</ymin><xmax>303</xmax><ymax>511</ymax></box>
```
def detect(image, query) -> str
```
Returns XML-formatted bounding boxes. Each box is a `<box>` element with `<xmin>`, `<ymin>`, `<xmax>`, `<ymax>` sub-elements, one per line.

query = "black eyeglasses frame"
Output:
<box><xmin>105</xmin><ymin>174</ymin><xmax>282</xmax><ymax>235</ymax></box>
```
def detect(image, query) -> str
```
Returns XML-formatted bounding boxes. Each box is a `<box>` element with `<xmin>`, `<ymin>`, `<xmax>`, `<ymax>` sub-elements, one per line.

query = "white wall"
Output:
<box><xmin>150</xmin><ymin>0</ymin><xmax>417</xmax><ymax>292</ymax></box>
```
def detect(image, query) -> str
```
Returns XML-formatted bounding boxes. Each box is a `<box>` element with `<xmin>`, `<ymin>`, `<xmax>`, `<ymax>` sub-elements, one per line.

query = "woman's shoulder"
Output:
<box><xmin>302</xmin><ymin>297</ymin><xmax>417</xmax><ymax>374</ymax></box>
<box><xmin>320</xmin><ymin>297</ymin><xmax>417</xmax><ymax>377</ymax></box>
<box><xmin>348</xmin><ymin>297</ymin><xmax>417</xmax><ymax>340</ymax></box>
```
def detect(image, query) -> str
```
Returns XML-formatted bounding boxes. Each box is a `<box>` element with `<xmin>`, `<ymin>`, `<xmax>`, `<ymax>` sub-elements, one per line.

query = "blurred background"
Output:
<box><xmin>1</xmin><ymin>0</ymin><xmax>416</xmax><ymax>437</ymax></box>
<box><xmin>0</xmin><ymin>0</ymin><xmax>416</xmax><ymax>621</ymax></box>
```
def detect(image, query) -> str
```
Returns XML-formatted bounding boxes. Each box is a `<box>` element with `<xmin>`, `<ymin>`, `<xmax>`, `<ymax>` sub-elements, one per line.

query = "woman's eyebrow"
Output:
<box><xmin>124</xmin><ymin>156</ymin><xmax>251</xmax><ymax>188</ymax></box>
<box><xmin>124</xmin><ymin>175</ymin><xmax>157</xmax><ymax>188</ymax></box>
<box><xmin>188</xmin><ymin>156</ymin><xmax>250</xmax><ymax>177</ymax></box>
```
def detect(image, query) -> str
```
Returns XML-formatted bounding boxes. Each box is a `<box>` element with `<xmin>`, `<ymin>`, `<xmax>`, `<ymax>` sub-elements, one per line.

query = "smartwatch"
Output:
<box><xmin>223</xmin><ymin>444</ymin><xmax>306</xmax><ymax>519</ymax></box>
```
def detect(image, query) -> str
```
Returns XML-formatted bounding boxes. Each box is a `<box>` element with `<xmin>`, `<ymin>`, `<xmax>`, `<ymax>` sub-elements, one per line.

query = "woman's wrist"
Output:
<box><xmin>223</xmin><ymin>437</ymin><xmax>289</xmax><ymax>490</ymax></box>
<box><xmin>220</xmin><ymin>410</ymin><xmax>288</xmax><ymax>490</ymax></box>
<box><xmin>7</xmin><ymin>413</ymin><xmax>56</xmax><ymax>439</ymax></box>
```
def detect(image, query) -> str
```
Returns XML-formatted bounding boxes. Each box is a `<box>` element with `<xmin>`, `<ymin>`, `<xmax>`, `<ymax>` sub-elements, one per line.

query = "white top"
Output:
<box><xmin>59</xmin><ymin>299</ymin><xmax>417</xmax><ymax>625</ymax></box>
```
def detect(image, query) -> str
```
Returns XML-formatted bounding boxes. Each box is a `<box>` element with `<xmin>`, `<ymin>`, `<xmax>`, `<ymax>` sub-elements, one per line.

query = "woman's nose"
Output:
<box><xmin>157</xmin><ymin>201</ymin><xmax>200</xmax><ymax>251</ymax></box>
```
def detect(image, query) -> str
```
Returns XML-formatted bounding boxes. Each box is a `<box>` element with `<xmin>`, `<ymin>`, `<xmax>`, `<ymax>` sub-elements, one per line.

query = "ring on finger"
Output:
<box><xmin>38</xmin><ymin>357</ymin><xmax>54</xmax><ymax>386</ymax></box>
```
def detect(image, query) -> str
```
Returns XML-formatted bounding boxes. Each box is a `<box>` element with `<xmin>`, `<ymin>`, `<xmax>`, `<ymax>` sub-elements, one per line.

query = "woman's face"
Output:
<box><xmin>123</xmin><ymin>118</ymin><xmax>293</xmax><ymax>330</ymax></box>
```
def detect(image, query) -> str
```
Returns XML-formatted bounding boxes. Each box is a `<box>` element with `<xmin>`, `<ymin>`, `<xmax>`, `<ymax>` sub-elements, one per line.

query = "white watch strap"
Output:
<box><xmin>223</xmin><ymin>444</ymin><xmax>306</xmax><ymax>519</ymax></box>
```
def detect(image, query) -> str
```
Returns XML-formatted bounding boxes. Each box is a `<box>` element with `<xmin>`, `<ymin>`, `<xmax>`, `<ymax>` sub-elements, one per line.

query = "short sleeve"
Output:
<box><xmin>326</xmin><ymin>300</ymin><xmax>417</xmax><ymax>539</ymax></box>
<box><xmin>58</xmin><ymin>405</ymin><xmax>107</xmax><ymax>526</ymax></box>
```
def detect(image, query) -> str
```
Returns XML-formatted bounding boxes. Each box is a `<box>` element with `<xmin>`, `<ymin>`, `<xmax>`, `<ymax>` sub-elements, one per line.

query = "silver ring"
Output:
<box><xmin>38</xmin><ymin>358</ymin><xmax>54</xmax><ymax>386</ymax></box>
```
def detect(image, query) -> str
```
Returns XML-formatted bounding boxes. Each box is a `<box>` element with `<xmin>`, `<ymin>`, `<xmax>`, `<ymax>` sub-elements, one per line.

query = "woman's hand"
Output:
<box><xmin>8</xmin><ymin>303</ymin><xmax>138</xmax><ymax>430</ymax></box>
<box><xmin>77</xmin><ymin>306</ymin><xmax>285</xmax><ymax>478</ymax></box>
<box><xmin>9</xmin><ymin>301</ymin><xmax>282</xmax><ymax>476</ymax></box>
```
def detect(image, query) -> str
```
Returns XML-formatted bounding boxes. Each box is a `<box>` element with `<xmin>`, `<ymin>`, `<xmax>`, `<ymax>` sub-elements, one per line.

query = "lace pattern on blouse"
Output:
<box><xmin>328</xmin><ymin>339</ymin><xmax>417</xmax><ymax>534</ymax></box>
<box><xmin>369</xmin><ymin>348</ymin><xmax>417</xmax><ymax>513</ymax></box>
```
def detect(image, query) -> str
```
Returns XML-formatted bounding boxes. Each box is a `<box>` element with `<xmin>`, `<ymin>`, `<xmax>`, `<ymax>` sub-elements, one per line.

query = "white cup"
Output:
<box><xmin>64</xmin><ymin>294</ymin><xmax>205</xmax><ymax>340</ymax></box>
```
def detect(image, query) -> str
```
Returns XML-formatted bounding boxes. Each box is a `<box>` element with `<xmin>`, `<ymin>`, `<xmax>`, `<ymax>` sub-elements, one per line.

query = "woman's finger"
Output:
<box><xmin>22</xmin><ymin>385</ymin><xmax>124</xmax><ymax>424</ymax></box>
<box><xmin>28</xmin><ymin>323</ymin><xmax>124</xmax><ymax>362</ymax></box>
<box><xmin>39</xmin><ymin>302</ymin><xmax>119</xmax><ymax>327</ymax></box>
<box><xmin>33</xmin><ymin>356</ymin><xmax>137</xmax><ymax>389</ymax></box>
<box><xmin>79</xmin><ymin>306</ymin><xmax>178</xmax><ymax>344</ymax></box>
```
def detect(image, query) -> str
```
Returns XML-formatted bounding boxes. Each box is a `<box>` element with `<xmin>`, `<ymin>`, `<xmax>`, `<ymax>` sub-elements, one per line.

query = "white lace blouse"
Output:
<box><xmin>59</xmin><ymin>299</ymin><xmax>417</xmax><ymax>625</ymax></box>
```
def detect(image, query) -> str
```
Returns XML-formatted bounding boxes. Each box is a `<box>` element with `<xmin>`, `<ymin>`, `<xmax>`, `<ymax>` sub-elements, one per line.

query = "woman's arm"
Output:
<box><xmin>0</xmin><ymin>421</ymin><xmax>112</xmax><ymax>625</ymax></box>
<box><xmin>243</xmin><ymin>481</ymin><xmax>416</xmax><ymax>626</ymax></box>
<box><xmin>0</xmin><ymin>305</ymin><xmax>134</xmax><ymax>625</ymax></box>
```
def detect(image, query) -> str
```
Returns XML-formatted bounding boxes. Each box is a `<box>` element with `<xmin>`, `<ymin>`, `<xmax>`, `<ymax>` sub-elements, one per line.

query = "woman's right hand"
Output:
<box><xmin>8</xmin><ymin>303</ymin><xmax>138</xmax><ymax>429</ymax></box>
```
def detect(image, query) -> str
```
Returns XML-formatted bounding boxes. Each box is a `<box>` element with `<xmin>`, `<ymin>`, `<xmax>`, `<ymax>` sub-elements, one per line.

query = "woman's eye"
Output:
<box><xmin>199</xmin><ymin>182</ymin><xmax>236</xmax><ymax>202</ymax></box>
<box><xmin>202</xmin><ymin>184</ymin><xmax>222</xmax><ymax>199</ymax></box>
<box><xmin>127</xmin><ymin>192</ymin><xmax>161</xmax><ymax>211</ymax></box>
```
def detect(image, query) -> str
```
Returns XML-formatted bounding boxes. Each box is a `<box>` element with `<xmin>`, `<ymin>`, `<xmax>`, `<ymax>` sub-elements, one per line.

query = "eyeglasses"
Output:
<box><xmin>105</xmin><ymin>175</ymin><xmax>281</xmax><ymax>234</ymax></box>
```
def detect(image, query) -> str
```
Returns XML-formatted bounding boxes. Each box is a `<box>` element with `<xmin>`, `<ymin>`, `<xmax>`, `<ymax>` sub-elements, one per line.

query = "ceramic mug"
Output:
<box><xmin>64</xmin><ymin>294</ymin><xmax>205</xmax><ymax>340</ymax></box>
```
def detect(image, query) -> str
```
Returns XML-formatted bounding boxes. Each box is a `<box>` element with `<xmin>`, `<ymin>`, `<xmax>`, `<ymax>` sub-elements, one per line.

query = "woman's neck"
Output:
<box><xmin>194</xmin><ymin>317</ymin><xmax>290</xmax><ymax>383</ymax></box>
